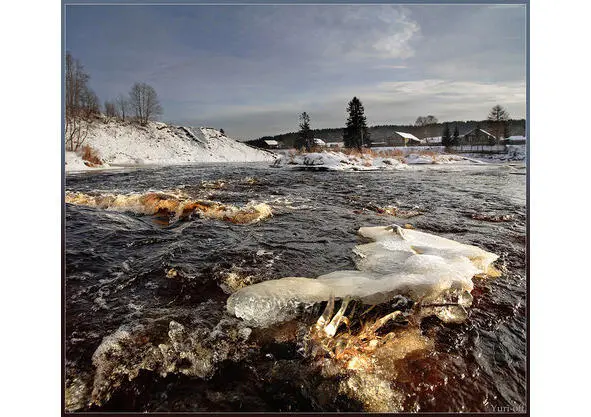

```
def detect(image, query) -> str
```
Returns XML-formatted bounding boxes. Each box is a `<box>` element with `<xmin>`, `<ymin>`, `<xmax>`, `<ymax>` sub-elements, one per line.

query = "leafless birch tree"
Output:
<box><xmin>128</xmin><ymin>82</ymin><xmax>163</xmax><ymax>125</ymax></box>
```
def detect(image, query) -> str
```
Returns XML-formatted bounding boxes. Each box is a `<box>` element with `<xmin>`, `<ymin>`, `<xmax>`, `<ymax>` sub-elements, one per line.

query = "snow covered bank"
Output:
<box><xmin>272</xmin><ymin>150</ymin><xmax>478</xmax><ymax>171</ymax></box>
<box><xmin>65</xmin><ymin>151</ymin><xmax>106</xmax><ymax>172</ymax></box>
<box><xmin>65</xmin><ymin>118</ymin><xmax>275</xmax><ymax>172</ymax></box>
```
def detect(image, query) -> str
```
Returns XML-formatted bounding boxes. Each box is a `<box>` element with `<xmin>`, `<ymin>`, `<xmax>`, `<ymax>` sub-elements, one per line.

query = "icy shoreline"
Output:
<box><xmin>271</xmin><ymin>149</ymin><xmax>485</xmax><ymax>171</ymax></box>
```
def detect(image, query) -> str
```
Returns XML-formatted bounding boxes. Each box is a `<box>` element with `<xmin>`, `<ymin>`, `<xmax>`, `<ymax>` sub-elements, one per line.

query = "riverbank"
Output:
<box><xmin>271</xmin><ymin>149</ymin><xmax>484</xmax><ymax>171</ymax></box>
<box><xmin>65</xmin><ymin>117</ymin><xmax>275</xmax><ymax>173</ymax></box>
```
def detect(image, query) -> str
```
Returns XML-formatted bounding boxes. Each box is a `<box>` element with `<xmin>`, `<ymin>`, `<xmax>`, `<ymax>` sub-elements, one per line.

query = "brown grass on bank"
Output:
<box><xmin>290</xmin><ymin>147</ymin><xmax>408</xmax><ymax>163</ymax></box>
<box><xmin>80</xmin><ymin>145</ymin><xmax>103</xmax><ymax>166</ymax></box>
<box><xmin>375</xmin><ymin>149</ymin><xmax>404</xmax><ymax>158</ymax></box>
<box><xmin>293</xmin><ymin>145</ymin><xmax>325</xmax><ymax>155</ymax></box>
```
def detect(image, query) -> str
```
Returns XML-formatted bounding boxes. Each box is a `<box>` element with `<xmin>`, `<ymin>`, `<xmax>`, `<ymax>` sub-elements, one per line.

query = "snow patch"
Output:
<box><xmin>274</xmin><ymin>151</ymin><xmax>408</xmax><ymax>171</ymax></box>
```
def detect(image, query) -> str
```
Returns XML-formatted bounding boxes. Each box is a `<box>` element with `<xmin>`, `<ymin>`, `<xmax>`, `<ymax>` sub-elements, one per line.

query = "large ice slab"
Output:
<box><xmin>226</xmin><ymin>225</ymin><xmax>498</xmax><ymax>327</ymax></box>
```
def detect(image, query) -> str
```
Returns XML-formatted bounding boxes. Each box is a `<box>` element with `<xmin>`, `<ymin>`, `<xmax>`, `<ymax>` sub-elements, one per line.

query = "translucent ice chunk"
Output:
<box><xmin>226</xmin><ymin>225</ymin><xmax>498</xmax><ymax>327</ymax></box>
<box><xmin>226</xmin><ymin>277</ymin><xmax>333</xmax><ymax>327</ymax></box>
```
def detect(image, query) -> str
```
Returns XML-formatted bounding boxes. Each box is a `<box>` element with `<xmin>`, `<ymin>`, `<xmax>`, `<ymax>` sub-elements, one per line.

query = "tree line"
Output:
<box><xmin>284</xmin><ymin>102</ymin><xmax>518</xmax><ymax>150</ymax></box>
<box><xmin>65</xmin><ymin>52</ymin><xmax>163</xmax><ymax>151</ymax></box>
<box><xmin>296</xmin><ymin>96</ymin><xmax>371</xmax><ymax>151</ymax></box>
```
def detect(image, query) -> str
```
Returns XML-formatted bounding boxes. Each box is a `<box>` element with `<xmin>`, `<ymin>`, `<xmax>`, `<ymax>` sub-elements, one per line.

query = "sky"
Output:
<box><xmin>65</xmin><ymin>3</ymin><xmax>526</xmax><ymax>140</ymax></box>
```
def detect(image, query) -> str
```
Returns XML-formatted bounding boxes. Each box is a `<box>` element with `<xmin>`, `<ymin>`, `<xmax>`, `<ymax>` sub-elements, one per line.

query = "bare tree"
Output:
<box><xmin>415</xmin><ymin>115</ymin><xmax>438</xmax><ymax>138</ymax></box>
<box><xmin>425</xmin><ymin>115</ymin><xmax>438</xmax><ymax>125</ymax></box>
<box><xmin>128</xmin><ymin>82</ymin><xmax>163</xmax><ymax>125</ymax></box>
<box><xmin>488</xmin><ymin>104</ymin><xmax>509</xmax><ymax>121</ymax></box>
<box><xmin>487</xmin><ymin>104</ymin><xmax>510</xmax><ymax>141</ymax></box>
<box><xmin>80</xmin><ymin>88</ymin><xmax>100</xmax><ymax>118</ymax></box>
<box><xmin>115</xmin><ymin>94</ymin><xmax>129</xmax><ymax>121</ymax></box>
<box><xmin>65</xmin><ymin>52</ymin><xmax>95</xmax><ymax>151</ymax></box>
<box><xmin>104</xmin><ymin>100</ymin><xmax>117</xmax><ymax>118</ymax></box>
<box><xmin>415</xmin><ymin>115</ymin><xmax>438</xmax><ymax>126</ymax></box>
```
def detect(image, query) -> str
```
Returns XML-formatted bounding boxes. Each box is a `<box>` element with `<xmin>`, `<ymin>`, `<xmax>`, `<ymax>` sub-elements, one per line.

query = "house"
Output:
<box><xmin>327</xmin><ymin>141</ymin><xmax>345</xmax><ymax>148</ymax></box>
<box><xmin>385</xmin><ymin>131</ymin><xmax>423</xmax><ymax>146</ymax></box>
<box><xmin>262</xmin><ymin>139</ymin><xmax>279</xmax><ymax>149</ymax></box>
<box><xmin>460</xmin><ymin>128</ymin><xmax>498</xmax><ymax>146</ymax></box>
<box><xmin>424</xmin><ymin>136</ymin><xmax>442</xmax><ymax>145</ymax></box>
<box><xmin>313</xmin><ymin>138</ymin><xmax>326</xmax><ymax>147</ymax></box>
<box><xmin>503</xmin><ymin>135</ymin><xmax>526</xmax><ymax>145</ymax></box>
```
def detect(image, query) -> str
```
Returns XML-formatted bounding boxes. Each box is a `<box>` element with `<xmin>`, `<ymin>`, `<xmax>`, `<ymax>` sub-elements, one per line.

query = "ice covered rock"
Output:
<box><xmin>226</xmin><ymin>225</ymin><xmax>498</xmax><ymax>327</ymax></box>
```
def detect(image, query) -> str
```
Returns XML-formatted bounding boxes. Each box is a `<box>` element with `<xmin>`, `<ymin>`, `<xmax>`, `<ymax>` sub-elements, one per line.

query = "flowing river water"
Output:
<box><xmin>64</xmin><ymin>162</ymin><xmax>527</xmax><ymax>412</ymax></box>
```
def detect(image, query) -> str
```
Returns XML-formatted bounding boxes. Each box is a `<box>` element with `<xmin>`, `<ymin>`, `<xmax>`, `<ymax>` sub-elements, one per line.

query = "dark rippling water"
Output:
<box><xmin>65</xmin><ymin>162</ymin><xmax>527</xmax><ymax>413</ymax></box>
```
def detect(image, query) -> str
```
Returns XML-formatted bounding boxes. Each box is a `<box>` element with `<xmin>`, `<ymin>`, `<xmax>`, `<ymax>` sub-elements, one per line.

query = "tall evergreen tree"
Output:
<box><xmin>441</xmin><ymin>123</ymin><xmax>451</xmax><ymax>146</ymax></box>
<box><xmin>343</xmin><ymin>97</ymin><xmax>370</xmax><ymax>149</ymax></box>
<box><xmin>452</xmin><ymin>125</ymin><xmax>460</xmax><ymax>146</ymax></box>
<box><xmin>297</xmin><ymin>112</ymin><xmax>313</xmax><ymax>150</ymax></box>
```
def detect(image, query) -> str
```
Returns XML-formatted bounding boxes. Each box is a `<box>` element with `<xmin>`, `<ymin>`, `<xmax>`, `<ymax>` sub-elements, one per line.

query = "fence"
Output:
<box><xmin>447</xmin><ymin>144</ymin><xmax>507</xmax><ymax>154</ymax></box>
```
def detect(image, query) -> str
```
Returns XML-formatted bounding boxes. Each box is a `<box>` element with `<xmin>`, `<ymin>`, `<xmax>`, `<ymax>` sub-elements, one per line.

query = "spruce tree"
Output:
<box><xmin>441</xmin><ymin>123</ymin><xmax>451</xmax><ymax>147</ymax></box>
<box><xmin>297</xmin><ymin>112</ymin><xmax>313</xmax><ymax>151</ymax></box>
<box><xmin>452</xmin><ymin>125</ymin><xmax>460</xmax><ymax>146</ymax></box>
<box><xmin>343</xmin><ymin>97</ymin><xmax>370</xmax><ymax>149</ymax></box>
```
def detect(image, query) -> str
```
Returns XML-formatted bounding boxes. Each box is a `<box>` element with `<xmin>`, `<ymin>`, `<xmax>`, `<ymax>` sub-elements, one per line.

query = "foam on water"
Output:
<box><xmin>226</xmin><ymin>225</ymin><xmax>498</xmax><ymax>327</ymax></box>
<box><xmin>65</xmin><ymin>191</ymin><xmax>273</xmax><ymax>225</ymax></box>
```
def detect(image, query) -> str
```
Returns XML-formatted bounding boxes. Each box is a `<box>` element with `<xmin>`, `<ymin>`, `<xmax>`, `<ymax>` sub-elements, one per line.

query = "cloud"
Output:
<box><xmin>373</xmin><ymin>65</ymin><xmax>408</xmax><ymax>69</ymax></box>
<box><xmin>245</xmin><ymin>5</ymin><xmax>421</xmax><ymax>62</ymax></box>
<box><xmin>66</xmin><ymin>4</ymin><xmax>526</xmax><ymax>139</ymax></box>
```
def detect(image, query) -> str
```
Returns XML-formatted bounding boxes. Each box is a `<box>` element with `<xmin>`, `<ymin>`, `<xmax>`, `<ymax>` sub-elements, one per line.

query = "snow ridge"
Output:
<box><xmin>65</xmin><ymin>118</ymin><xmax>276</xmax><ymax>172</ymax></box>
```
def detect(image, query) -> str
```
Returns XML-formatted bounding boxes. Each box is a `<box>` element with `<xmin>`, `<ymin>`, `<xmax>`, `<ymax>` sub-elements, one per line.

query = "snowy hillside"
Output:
<box><xmin>65</xmin><ymin>118</ymin><xmax>275</xmax><ymax>172</ymax></box>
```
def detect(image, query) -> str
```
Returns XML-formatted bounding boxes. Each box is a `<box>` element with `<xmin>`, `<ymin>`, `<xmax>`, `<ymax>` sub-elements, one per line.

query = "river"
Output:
<box><xmin>65</xmin><ymin>162</ymin><xmax>527</xmax><ymax>412</ymax></box>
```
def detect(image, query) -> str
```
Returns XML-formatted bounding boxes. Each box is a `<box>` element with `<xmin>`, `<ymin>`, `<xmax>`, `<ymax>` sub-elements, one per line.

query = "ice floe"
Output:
<box><xmin>227</xmin><ymin>225</ymin><xmax>498</xmax><ymax>327</ymax></box>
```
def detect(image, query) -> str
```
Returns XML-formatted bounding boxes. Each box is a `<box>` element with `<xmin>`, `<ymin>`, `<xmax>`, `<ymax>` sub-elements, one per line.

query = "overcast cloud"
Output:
<box><xmin>66</xmin><ymin>4</ymin><xmax>526</xmax><ymax>140</ymax></box>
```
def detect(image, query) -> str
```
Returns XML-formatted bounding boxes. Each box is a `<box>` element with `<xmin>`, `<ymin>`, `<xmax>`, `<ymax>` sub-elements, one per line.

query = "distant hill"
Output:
<box><xmin>248</xmin><ymin>119</ymin><xmax>526</xmax><ymax>148</ymax></box>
